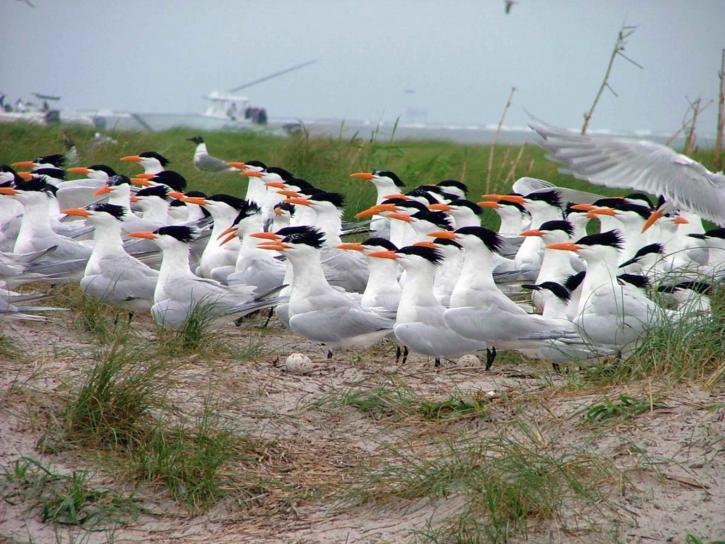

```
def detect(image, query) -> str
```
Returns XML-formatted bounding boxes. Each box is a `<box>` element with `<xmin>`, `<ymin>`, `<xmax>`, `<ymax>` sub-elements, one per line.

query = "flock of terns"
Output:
<box><xmin>1</xmin><ymin>124</ymin><xmax>723</xmax><ymax>368</ymax></box>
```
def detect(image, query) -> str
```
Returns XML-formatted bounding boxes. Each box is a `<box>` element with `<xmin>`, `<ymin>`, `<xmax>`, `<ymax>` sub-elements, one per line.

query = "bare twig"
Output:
<box><xmin>714</xmin><ymin>49</ymin><xmax>725</xmax><ymax>170</ymax></box>
<box><xmin>486</xmin><ymin>86</ymin><xmax>517</xmax><ymax>193</ymax></box>
<box><xmin>683</xmin><ymin>97</ymin><xmax>713</xmax><ymax>154</ymax></box>
<box><xmin>505</xmin><ymin>143</ymin><xmax>527</xmax><ymax>183</ymax></box>
<box><xmin>581</xmin><ymin>24</ymin><xmax>643</xmax><ymax>135</ymax></box>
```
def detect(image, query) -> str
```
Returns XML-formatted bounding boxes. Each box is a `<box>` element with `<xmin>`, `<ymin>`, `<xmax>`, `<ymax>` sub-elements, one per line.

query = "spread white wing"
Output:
<box><xmin>531</xmin><ymin>123</ymin><xmax>725</xmax><ymax>225</ymax></box>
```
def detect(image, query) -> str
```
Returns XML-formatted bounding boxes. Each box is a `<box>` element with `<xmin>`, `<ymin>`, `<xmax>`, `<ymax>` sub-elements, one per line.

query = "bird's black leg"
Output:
<box><xmin>395</xmin><ymin>345</ymin><xmax>401</xmax><ymax>363</ymax></box>
<box><xmin>552</xmin><ymin>362</ymin><xmax>561</xmax><ymax>374</ymax></box>
<box><xmin>434</xmin><ymin>357</ymin><xmax>441</xmax><ymax>368</ymax></box>
<box><xmin>234</xmin><ymin>316</ymin><xmax>244</xmax><ymax>327</ymax></box>
<box><xmin>327</xmin><ymin>350</ymin><xmax>333</xmax><ymax>360</ymax></box>
<box><xmin>402</xmin><ymin>346</ymin><xmax>409</xmax><ymax>364</ymax></box>
<box><xmin>262</xmin><ymin>307</ymin><xmax>274</xmax><ymax>328</ymax></box>
<box><xmin>127</xmin><ymin>312</ymin><xmax>134</xmax><ymax>324</ymax></box>
<box><xmin>485</xmin><ymin>347</ymin><xmax>497</xmax><ymax>370</ymax></box>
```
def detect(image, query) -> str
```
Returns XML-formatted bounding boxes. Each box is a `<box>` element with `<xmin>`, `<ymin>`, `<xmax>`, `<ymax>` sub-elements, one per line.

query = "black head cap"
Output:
<box><xmin>89</xmin><ymin>165</ymin><xmax>117</xmax><ymax>176</ymax></box>
<box><xmin>139</xmin><ymin>151</ymin><xmax>170</xmax><ymax>166</ymax></box>
<box><xmin>634</xmin><ymin>243</ymin><xmax>664</xmax><ymax>259</ymax></box>
<box><xmin>187</xmin><ymin>135</ymin><xmax>204</xmax><ymax>144</ymax></box>
<box><xmin>395</xmin><ymin>200</ymin><xmax>429</xmax><ymax>214</ymax></box>
<box><xmin>703</xmin><ymin>227</ymin><xmax>725</xmax><ymax>240</ymax></box>
<box><xmin>498</xmin><ymin>198</ymin><xmax>527</xmax><ymax>213</ymax></box>
<box><xmin>522</xmin><ymin>282</ymin><xmax>570</xmax><ymax>302</ymax></box>
<box><xmin>309</xmin><ymin>192</ymin><xmax>345</xmax><ymax>208</ymax></box>
<box><xmin>266</xmin><ymin>166</ymin><xmax>294</xmax><ymax>180</ymax></box>
<box><xmin>287</xmin><ymin>178</ymin><xmax>316</xmax><ymax>193</ymax></box>
<box><xmin>108</xmin><ymin>174</ymin><xmax>131</xmax><ymax>186</ymax></box>
<box><xmin>136</xmin><ymin>184</ymin><xmax>169</xmax><ymax>199</ymax></box>
<box><xmin>91</xmin><ymin>203</ymin><xmax>126</xmax><ymax>220</ymax></box>
<box><xmin>155</xmin><ymin>225</ymin><xmax>197</xmax><ymax>242</ymax></box>
<box><xmin>361</xmin><ymin>237</ymin><xmax>398</xmax><ymax>251</ymax></box>
<box><xmin>279</xmin><ymin>225</ymin><xmax>325</xmax><ymax>248</ymax></box>
<box><xmin>373</xmin><ymin>170</ymin><xmax>404</xmax><ymax>187</ymax></box>
<box><xmin>208</xmin><ymin>194</ymin><xmax>245</xmax><ymax>210</ymax></box>
<box><xmin>243</xmin><ymin>159</ymin><xmax>267</xmax><ymax>169</ymax></box>
<box><xmin>150</xmin><ymin>170</ymin><xmax>187</xmax><ymax>191</ymax></box>
<box><xmin>274</xmin><ymin>202</ymin><xmax>296</xmax><ymax>214</ymax></box>
<box><xmin>35</xmin><ymin>154</ymin><xmax>65</xmax><ymax>167</ymax></box>
<box><xmin>526</xmin><ymin>190</ymin><xmax>561</xmax><ymax>208</ymax></box>
<box><xmin>185</xmin><ymin>190</ymin><xmax>207</xmax><ymax>199</ymax></box>
<box><xmin>414</xmin><ymin>210</ymin><xmax>453</xmax><ymax>230</ymax></box>
<box><xmin>397</xmin><ymin>245</ymin><xmax>443</xmax><ymax>264</ymax></box>
<box><xmin>618</xmin><ymin>274</ymin><xmax>650</xmax><ymax>289</ymax></box>
<box><xmin>16</xmin><ymin>176</ymin><xmax>57</xmax><ymax>195</ymax></box>
<box><xmin>437</xmin><ymin>179</ymin><xmax>468</xmax><ymax>194</ymax></box>
<box><xmin>625</xmin><ymin>192</ymin><xmax>654</xmax><ymax>208</ymax></box>
<box><xmin>434</xmin><ymin>237</ymin><xmax>462</xmax><ymax>249</ymax></box>
<box><xmin>455</xmin><ymin>226</ymin><xmax>504</xmax><ymax>254</ymax></box>
<box><xmin>539</xmin><ymin>220</ymin><xmax>573</xmax><ymax>237</ymax></box>
<box><xmin>449</xmin><ymin>199</ymin><xmax>482</xmax><ymax>215</ymax></box>
<box><xmin>34</xmin><ymin>167</ymin><xmax>65</xmax><ymax>180</ymax></box>
<box><xmin>576</xmin><ymin>230</ymin><xmax>623</xmax><ymax>250</ymax></box>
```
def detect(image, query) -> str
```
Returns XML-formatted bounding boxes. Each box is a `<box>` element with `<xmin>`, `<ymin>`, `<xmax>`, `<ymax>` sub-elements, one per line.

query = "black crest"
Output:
<box><xmin>231</xmin><ymin>200</ymin><xmax>261</xmax><ymax>224</ymax></box>
<box><xmin>287</xmin><ymin>178</ymin><xmax>316</xmax><ymax>193</ymax></box>
<box><xmin>618</xmin><ymin>274</ymin><xmax>650</xmax><ymax>289</ymax></box>
<box><xmin>16</xmin><ymin>177</ymin><xmax>57</xmax><ymax>195</ymax></box>
<box><xmin>266</xmin><ymin>166</ymin><xmax>294</xmax><ymax>180</ymax></box>
<box><xmin>362</xmin><ymin>238</ymin><xmax>398</xmax><ymax>251</ymax></box>
<box><xmin>576</xmin><ymin>230</ymin><xmax>623</xmax><ymax>250</ymax></box>
<box><xmin>564</xmin><ymin>271</ymin><xmax>586</xmax><ymax>292</ymax></box>
<box><xmin>434</xmin><ymin>237</ymin><xmax>462</xmax><ymax>249</ymax></box>
<box><xmin>455</xmin><ymin>226</ymin><xmax>504</xmax><ymax>254</ymax></box>
<box><xmin>405</xmin><ymin>188</ymin><xmax>437</xmax><ymax>204</ymax></box>
<box><xmin>185</xmin><ymin>190</ymin><xmax>207</xmax><ymax>199</ymax></box>
<box><xmin>156</xmin><ymin>225</ymin><xmax>197</xmax><ymax>242</ymax></box>
<box><xmin>374</xmin><ymin>170</ymin><xmax>404</xmax><ymax>187</ymax></box>
<box><xmin>498</xmin><ymin>198</ymin><xmax>527</xmax><ymax>213</ymax></box>
<box><xmin>414</xmin><ymin>210</ymin><xmax>453</xmax><ymax>230</ymax></box>
<box><xmin>244</xmin><ymin>160</ymin><xmax>267</xmax><ymax>169</ymax></box>
<box><xmin>92</xmin><ymin>203</ymin><xmax>126</xmax><ymax>219</ymax></box>
<box><xmin>34</xmin><ymin>167</ymin><xmax>65</xmax><ymax>180</ymax></box>
<box><xmin>625</xmin><ymin>192</ymin><xmax>654</xmax><ymax>208</ymax></box>
<box><xmin>274</xmin><ymin>202</ymin><xmax>296</xmax><ymax>214</ymax></box>
<box><xmin>539</xmin><ymin>220</ymin><xmax>573</xmax><ymax>237</ymax></box>
<box><xmin>397</xmin><ymin>245</ymin><xmax>443</xmax><ymax>264</ymax></box>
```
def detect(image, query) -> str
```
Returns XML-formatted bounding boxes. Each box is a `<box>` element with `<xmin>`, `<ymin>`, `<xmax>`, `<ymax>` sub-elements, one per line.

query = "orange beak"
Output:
<box><xmin>227</xmin><ymin>162</ymin><xmax>247</xmax><ymax>169</ymax></box>
<box><xmin>413</xmin><ymin>241</ymin><xmax>439</xmax><ymax>248</ymax></box>
<box><xmin>120</xmin><ymin>155</ymin><xmax>142</xmax><ymax>163</ymax></box>
<box><xmin>383</xmin><ymin>193</ymin><xmax>408</xmax><ymax>200</ymax></box>
<box><xmin>66</xmin><ymin>166</ymin><xmax>90</xmax><ymax>175</ymax></box>
<box><xmin>355</xmin><ymin>203</ymin><xmax>396</xmax><ymax>219</ymax></box>
<box><xmin>257</xmin><ymin>242</ymin><xmax>288</xmax><ymax>251</ymax></box>
<box><xmin>94</xmin><ymin>185</ymin><xmax>111</xmax><ymax>196</ymax></box>
<box><xmin>131</xmin><ymin>177</ymin><xmax>152</xmax><ymax>187</ymax></box>
<box><xmin>546</xmin><ymin>242</ymin><xmax>580</xmax><ymax>252</ymax></box>
<box><xmin>183</xmin><ymin>196</ymin><xmax>208</xmax><ymax>206</ymax></box>
<box><xmin>570</xmin><ymin>203</ymin><xmax>594</xmax><ymax>212</ymax></box>
<box><xmin>17</xmin><ymin>171</ymin><xmax>33</xmax><ymax>181</ymax></box>
<box><xmin>673</xmin><ymin>215</ymin><xmax>689</xmax><ymax>225</ymax></box>
<box><xmin>587</xmin><ymin>207</ymin><xmax>616</xmax><ymax>219</ymax></box>
<box><xmin>498</xmin><ymin>194</ymin><xmax>526</xmax><ymax>204</ymax></box>
<box><xmin>250</xmin><ymin>232</ymin><xmax>280</xmax><ymax>240</ymax></box>
<box><xmin>520</xmin><ymin>229</ymin><xmax>543</xmax><ymax>237</ymax></box>
<box><xmin>350</xmin><ymin>172</ymin><xmax>374</xmax><ymax>180</ymax></box>
<box><xmin>388</xmin><ymin>212</ymin><xmax>413</xmax><ymax>222</ymax></box>
<box><xmin>427</xmin><ymin>230</ymin><xmax>456</xmax><ymax>240</ymax></box>
<box><xmin>62</xmin><ymin>208</ymin><xmax>91</xmax><ymax>218</ymax></box>
<box><xmin>0</xmin><ymin>187</ymin><xmax>18</xmax><ymax>196</ymax></box>
<box><xmin>219</xmin><ymin>229</ymin><xmax>239</xmax><ymax>246</ymax></box>
<box><xmin>277</xmin><ymin>189</ymin><xmax>300</xmax><ymax>198</ymax></box>
<box><xmin>265</xmin><ymin>180</ymin><xmax>286</xmax><ymax>188</ymax></box>
<box><xmin>11</xmin><ymin>161</ymin><xmax>34</xmax><ymax>168</ymax></box>
<box><xmin>477</xmin><ymin>201</ymin><xmax>501</xmax><ymax>209</ymax></box>
<box><xmin>336</xmin><ymin>242</ymin><xmax>365</xmax><ymax>251</ymax></box>
<box><xmin>244</xmin><ymin>170</ymin><xmax>264</xmax><ymax>178</ymax></box>
<box><xmin>135</xmin><ymin>172</ymin><xmax>155</xmax><ymax>179</ymax></box>
<box><xmin>168</xmin><ymin>191</ymin><xmax>185</xmax><ymax>200</ymax></box>
<box><xmin>367</xmin><ymin>250</ymin><xmax>399</xmax><ymax>260</ymax></box>
<box><xmin>217</xmin><ymin>225</ymin><xmax>238</xmax><ymax>239</ymax></box>
<box><xmin>287</xmin><ymin>197</ymin><xmax>311</xmax><ymax>206</ymax></box>
<box><xmin>641</xmin><ymin>209</ymin><xmax>664</xmax><ymax>233</ymax></box>
<box><xmin>128</xmin><ymin>230</ymin><xmax>157</xmax><ymax>240</ymax></box>
<box><xmin>429</xmin><ymin>203</ymin><xmax>451</xmax><ymax>211</ymax></box>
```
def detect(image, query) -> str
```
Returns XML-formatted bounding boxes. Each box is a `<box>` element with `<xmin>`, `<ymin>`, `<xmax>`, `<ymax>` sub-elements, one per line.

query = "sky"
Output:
<box><xmin>2</xmin><ymin>0</ymin><xmax>724</xmax><ymax>135</ymax></box>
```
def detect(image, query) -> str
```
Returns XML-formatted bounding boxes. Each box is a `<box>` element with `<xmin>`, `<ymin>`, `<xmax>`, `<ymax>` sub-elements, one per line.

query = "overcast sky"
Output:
<box><xmin>2</xmin><ymin>0</ymin><xmax>723</xmax><ymax>134</ymax></box>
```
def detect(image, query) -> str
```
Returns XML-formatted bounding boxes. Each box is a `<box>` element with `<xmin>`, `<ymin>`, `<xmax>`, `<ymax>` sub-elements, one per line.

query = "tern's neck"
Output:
<box><xmin>363</xmin><ymin>259</ymin><xmax>400</xmax><ymax>300</ymax></box>
<box><xmin>399</xmin><ymin>264</ymin><xmax>438</xmax><ymax>308</ymax></box>
<box><xmin>91</xmin><ymin>222</ymin><xmax>125</xmax><ymax>254</ymax></box>
<box><xmin>314</xmin><ymin>209</ymin><xmax>343</xmax><ymax>246</ymax></box>
<box><xmin>455</xmin><ymin>248</ymin><xmax>497</xmax><ymax>295</ymax></box>
<box><xmin>244</xmin><ymin>178</ymin><xmax>266</xmax><ymax>205</ymax></box>
<box><xmin>287</xmin><ymin>250</ymin><xmax>329</xmax><ymax>296</ymax></box>
<box><xmin>139</xmin><ymin>199</ymin><xmax>169</xmax><ymax>223</ymax></box>
<box><xmin>159</xmin><ymin>244</ymin><xmax>194</xmax><ymax>282</ymax></box>
<box><xmin>496</xmin><ymin>208</ymin><xmax>528</xmax><ymax>236</ymax></box>
<box><xmin>16</xmin><ymin>196</ymin><xmax>54</xmax><ymax>250</ymax></box>
<box><xmin>194</xmin><ymin>143</ymin><xmax>208</xmax><ymax>159</ymax></box>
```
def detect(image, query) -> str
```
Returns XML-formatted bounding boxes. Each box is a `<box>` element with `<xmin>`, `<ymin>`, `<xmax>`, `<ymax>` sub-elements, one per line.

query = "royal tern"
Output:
<box><xmin>120</xmin><ymin>151</ymin><xmax>169</xmax><ymax>176</ymax></box>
